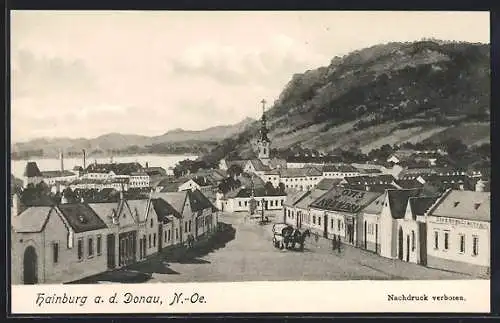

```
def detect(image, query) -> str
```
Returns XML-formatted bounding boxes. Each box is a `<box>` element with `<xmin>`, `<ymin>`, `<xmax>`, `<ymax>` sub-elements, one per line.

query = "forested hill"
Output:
<box><xmin>200</xmin><ymin>39</ymin><xmax>490</xmax><ymax>165</ymax></box>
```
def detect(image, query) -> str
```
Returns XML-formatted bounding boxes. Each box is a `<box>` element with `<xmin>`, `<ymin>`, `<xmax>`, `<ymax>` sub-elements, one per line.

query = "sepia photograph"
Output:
<box><xmin>9</xmin><ymin>10</ymin><xmax>491</xmax><ymax>313</ymax></box>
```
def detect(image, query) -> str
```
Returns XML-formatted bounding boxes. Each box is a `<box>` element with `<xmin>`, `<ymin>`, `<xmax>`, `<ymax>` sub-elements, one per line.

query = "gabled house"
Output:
<box><xmin>291</xmin><ymin>188</ymin><xmax>329</xmax><ymax>230</ymax></box>
<box><xmin>308</xmin><ymin>187</ymin><xmax>382</xmax><ymax>243</ymax></box>
<box><xmin>395</xmin><ymin>196</ymin><xmax>438</xmax><ymax>265</ymax></box>
<box><xmin>243</xmin><ymin>159</ymin><xmax>271</xmax><ymax>177</ymax></box>
<box><xmin>153</xmin><ymin>191</ymin><xmax>192</xmax><ymax>246</ymax></box>
<box><xmin>88</xmin><ymin>193</ymin><xmax>140</xmax><ymax>269</ymax></box>
<box><xmin>11</xmin><ymin>200</ymin><xmax>109</xmax><ymax>285</ymax></box>
<box><xmin>425</xmin><ymin>190</ymin><xmax>490</xmax><ymax>277</ymax></box>
<box><xmin>368</xmin><ymin>189</ymin><xmax>422</xmax><ymax>259</ymax></box>
<box><xmin>126</xmin><ymin>198</ymin><xmax>159</xmax><ymax>260</ymax></box>
<box><xmin>178</xmin><ymin>176</ymin><xmax>215</xmax><ymax>196</ymax></box>
<box><xmin>279</xmin><ymin>167</ymin><xmax>323</xmax><ymax>191</ymax></box>
<box><xmin>187</xmin><ymin>190</ymin><xmax>218</xmax><ymax>239</ymax></box>
<box><xmin>283</xmin><ymin>190</ymin><xmax>311</xmax><ymax>227</ymax></box>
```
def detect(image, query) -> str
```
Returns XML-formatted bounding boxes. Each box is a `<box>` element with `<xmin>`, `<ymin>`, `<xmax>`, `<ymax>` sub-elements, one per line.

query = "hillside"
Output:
<box><xmin>201</xmin><ymin>39</ymin><xmax>490</xmax><ymax>163</ymax></box>
<box><xmin>12</xmin><ymin>117</ymin><xmax>255</xmax><ymax>159</ymax></box>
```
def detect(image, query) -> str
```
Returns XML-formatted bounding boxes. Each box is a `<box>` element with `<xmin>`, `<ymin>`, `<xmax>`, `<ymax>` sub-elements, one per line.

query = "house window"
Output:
<box><xmin>176</xmin><ymin>228</ymin><xmax>179</xmax><ymax>240</ymax></box>
<box><xmin>153</xmin><ymin>233</ymin><xmax>157</xmax><ymax>247</ymax></box>
<box><xmin>411</xmin><ymin>231</ymin><xmax>415</xmax><ymax>251</ymax></box>
<box><xmin>239</xmin><ymin>201</ymin><xmax>242</xmax><ymax>207</ymax></box>
<box><xmin>164</xmin><ymin>230</ymin><xmax>167</xmax><ymax>241</ymax></box>
<box><xmin>52</xmin><ymin>242</ymin><xmax>59</xmax><ymax>264</ymax></box>
<box><xmin>287</xmin><ymin>210</ymin><xmax>291</xmax><ymax>217</ymax></box>
<box><xmin>88</xmin><ymin>237</ymin><xmax>94</xmax><ymax>258</ymax></box>
<box><xmin>185</xmin><ymin>222</ymin><xmax>188</xmax><ymax>233</ymax></box>
<box><xmin>281</xmin><ymin>200</ymin><xmax>283</xmax><ymax>206</ymax></box>
<box><xmin>337</xmin><ymin>219</ymin><xmax>341</xmax><ymax>231</ymax></box>
<box><xmin>189</xmin><ymin>220</ymin><xmax>192</xmax><ymax>231</ymax></box>
<box><xmin>150</xmin><ymin>218</ymin><xmax>154</xmax><ymax>228</ymax></box>
<box><xmin>434</xmin><ymin>231</ymin><xmax>439</xmax><ymax>249</ymax></box>
<box><xmin>473</xmin><ymin>235</ymin><xmax>479</xmax><ymax>256</ymax></box>
<box><xmin>459</xmin><ymin>234</ymin><xmax>465</xmax><ymax>253</ymax></box>
<box><xmin>331</xmin><ymin>219</ymin><xmax>334</xmax><ymax>229</ymax></box>
<box><xmin>444</xmin><ymin>232</ymin><xmax>449</xmax><ymax>250</ymax></box>
<box><xmin>97</xmin><ymin>235</ymin><xmax>102</xmax><ymax>256</ymax></box>
<box><xmin>149</xmin><ymin>234</ymin><xmax>152</xmax><ymax>248</ymax></box>
<box><xmin>313</xmin><ymin>216</ymin><xmax>316</xmax><ymax>224</ymax></box>
<box><xmin>318</xmin><ymin>217</ymin><xmax>321</xmax><ymax>226</ymax></box>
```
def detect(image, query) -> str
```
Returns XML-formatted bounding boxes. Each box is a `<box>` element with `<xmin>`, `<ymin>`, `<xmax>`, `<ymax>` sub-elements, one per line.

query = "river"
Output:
<box><xmin>10</xmin><ymin>154</ymin><xmax>198</xmax><ymax>180</ymax></box>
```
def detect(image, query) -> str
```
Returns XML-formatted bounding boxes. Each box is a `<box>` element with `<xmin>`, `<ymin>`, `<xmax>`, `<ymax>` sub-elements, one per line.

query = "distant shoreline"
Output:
<box><xmin>11</xmin><ymin>153</ymin><xmax>199</xmax><ymax>162</ymax></box>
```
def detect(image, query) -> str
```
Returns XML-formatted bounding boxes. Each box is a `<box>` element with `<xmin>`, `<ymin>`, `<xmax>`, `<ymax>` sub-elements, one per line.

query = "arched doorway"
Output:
<box><xmin>23</xmin><ymin>246</ymin><xmax>38</xmax><ymax>284</ymax></box>
<box><xmin>406</xmin><ymin>235</ymin><xmax>410</xmax><ymax>262</ymax></box>
<box><xmin>364</xmin><ymin>221</ymin><xmax>367</xmax><ymax>249</ymax></box>
<box><xmin>398</xmin><ymin>227</ymin><xmax>403</xmax><ymax>260</ymax></box>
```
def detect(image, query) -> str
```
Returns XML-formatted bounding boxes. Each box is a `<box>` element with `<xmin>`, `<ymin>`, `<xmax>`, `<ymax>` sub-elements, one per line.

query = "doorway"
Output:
<box><xmin>406</xmin><ymin>235</ymin><xmax>410</xmax><ymax>262</ymax></box>
<box><xmin>364</xmin><ymin>221</ymin><xmax>367</xmax><ymax>249</ymax></box>
<box><xmin>398</xmin><ymin>227</ymin><xmax>403</xmax><ymax>260</ymax></box>
<box><xmin>107</xmin><ymin>234</ymin><xmax>116</xmax><ymax>269</ymax></box>
<box><xmin>323</xmin><ymin>214</ymin><xmax>328</xmax><ymax>238</ymax></box>
<box><xmin>23</xmin><ymin>246</ymin><xmax>38</xmax><ymax>284</ymax></box>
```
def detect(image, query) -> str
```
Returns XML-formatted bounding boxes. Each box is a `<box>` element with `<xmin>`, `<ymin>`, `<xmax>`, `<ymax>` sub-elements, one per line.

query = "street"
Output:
<box><xmin>82</xmin><ymin>211</ymin><xmax>473</xmax><ymax>284</ymax></box>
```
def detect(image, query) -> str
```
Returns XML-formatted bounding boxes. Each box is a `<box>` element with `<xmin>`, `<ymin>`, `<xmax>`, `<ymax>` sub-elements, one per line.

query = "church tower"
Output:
<box><xmin>256</xmin><ymin>99</ymin><xmax>271</xmax><ymax>164</ymax></box>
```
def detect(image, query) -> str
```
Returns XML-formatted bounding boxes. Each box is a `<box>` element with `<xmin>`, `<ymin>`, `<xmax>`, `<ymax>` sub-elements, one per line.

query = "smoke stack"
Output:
<box><xmin>60</xmin><ymin>150</ymin><xmax>64</xmax><ymax>172</ymax></box>
<box><xmin>82</xmin><ymin>149</ymin><xmax>86</xmax><ymax>169</ymax></box>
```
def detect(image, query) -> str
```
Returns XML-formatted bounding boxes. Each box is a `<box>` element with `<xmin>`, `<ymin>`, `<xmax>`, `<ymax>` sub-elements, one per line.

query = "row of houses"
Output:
<box><xmin>11</xmin><ymin>189</ymin><xmax>218</xmax><ymax>285</ymax></box>
<box><xmin>283</xmin><ymin>186</ymin><xmax>490</xmax><ymax>277</ymax></box>
<box><xmin>22</xmin><ymin>158</ymin><xmax>169</xmax><ymax>192</ymax></box>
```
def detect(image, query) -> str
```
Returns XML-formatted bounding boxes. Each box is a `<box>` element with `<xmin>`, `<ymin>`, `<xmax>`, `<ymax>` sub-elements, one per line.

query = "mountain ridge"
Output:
<box><xmin>199</xmin><ymin>39</ymin><xmax>490</xmax><ymax>164</ymax></box>
<box><xmin>12</xmin><ymin>117</ymin><xmax>256</xmax><ymax>159</ymax></box>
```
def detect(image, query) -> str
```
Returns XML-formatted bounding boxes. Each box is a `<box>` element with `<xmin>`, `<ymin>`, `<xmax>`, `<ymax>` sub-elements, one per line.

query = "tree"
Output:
<box><xmin>443</xmin><ymin>138</ymin><xmax>467</xmax><ymax>157</ymax></box>
<box><xmin>264</xmin><ymin>181</ymin><xmax>275</xmax><ymax>196</ymax></box>
<box><xmin>228</xmin><ymin>164</ymin><xmax>243</xmax><ymax>178</ymax></box>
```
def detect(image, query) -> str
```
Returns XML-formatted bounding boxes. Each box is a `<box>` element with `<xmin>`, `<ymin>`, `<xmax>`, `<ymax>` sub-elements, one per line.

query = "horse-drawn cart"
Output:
<box><xmin>272</xmin><ymin>223</ymin><xmax>310</xmax><ymax>251</ymax></box>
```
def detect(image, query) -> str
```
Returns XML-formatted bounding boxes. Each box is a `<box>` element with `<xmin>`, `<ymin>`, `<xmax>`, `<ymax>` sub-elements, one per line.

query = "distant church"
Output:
<box><xmin>255</xmin><ymin>99</ymin><xmax>271</xmax><ymax>165</ymax></box>
<box><xmin>219</xmin><ymin>99</ymin><xmax>285</xmax><ymax>174</ymax></box>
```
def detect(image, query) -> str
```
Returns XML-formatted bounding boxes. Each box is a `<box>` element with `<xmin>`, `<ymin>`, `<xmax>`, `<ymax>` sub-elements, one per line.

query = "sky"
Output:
<box><xmin>10</xmin><ymin>11</ymin><xmax>490</xmax><ymax>143</ymax></box>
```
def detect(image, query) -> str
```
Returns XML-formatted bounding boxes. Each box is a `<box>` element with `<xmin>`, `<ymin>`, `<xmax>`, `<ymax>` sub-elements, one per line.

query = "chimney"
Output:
<box><xmin>82</xmin><ymin>149</ymin><xmax>86</xmax><ymax>169</ymax></box>
<box><xmin>146</xmin><ymin>162</ymin><xmax>149</xmax><ymax>168</ymax></box>
<box><xmin>60</xmin><ymin>150</ymin><xmax>64</xmax><ymax>172</ymax></box>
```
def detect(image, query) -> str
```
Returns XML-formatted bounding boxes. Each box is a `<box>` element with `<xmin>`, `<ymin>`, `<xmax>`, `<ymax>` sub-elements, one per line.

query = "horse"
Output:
<box><xmin>285</xmin><ymin>228</ymin><xmax>311</xmax><ymax>251</ymax></box>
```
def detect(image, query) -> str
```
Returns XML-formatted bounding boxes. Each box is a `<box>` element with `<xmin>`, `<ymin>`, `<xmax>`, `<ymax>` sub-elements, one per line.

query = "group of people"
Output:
<box><xmin>332</xmin><ymin>234</ymin><xmax>342</xmax><ymax>254</ymax></box>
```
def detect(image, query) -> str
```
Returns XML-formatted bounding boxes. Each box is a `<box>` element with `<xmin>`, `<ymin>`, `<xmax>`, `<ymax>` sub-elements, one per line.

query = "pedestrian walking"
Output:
<box><xmin>337</xmin><ymin>235</ymin><xmax>342</xmax><ymax>254</ymax></box>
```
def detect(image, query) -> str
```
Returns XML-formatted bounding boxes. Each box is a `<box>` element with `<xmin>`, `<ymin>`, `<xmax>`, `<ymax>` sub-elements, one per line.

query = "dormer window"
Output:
<box><xmin>78</xmin><ymin>215</ymin><xmax>88</xmax><ymax>224</ymax></box>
